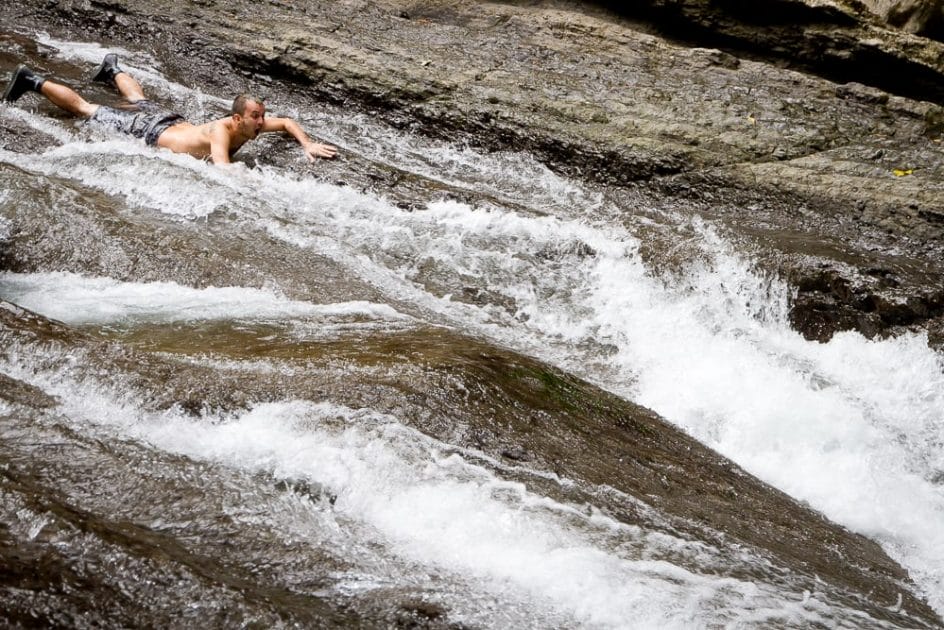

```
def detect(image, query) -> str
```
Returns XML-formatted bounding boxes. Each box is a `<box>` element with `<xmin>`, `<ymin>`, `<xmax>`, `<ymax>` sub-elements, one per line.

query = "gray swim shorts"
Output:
<box><xmin>89</xmin><ymin>100</ymin><xmax>185</xmax><ymax>146</ymax></box>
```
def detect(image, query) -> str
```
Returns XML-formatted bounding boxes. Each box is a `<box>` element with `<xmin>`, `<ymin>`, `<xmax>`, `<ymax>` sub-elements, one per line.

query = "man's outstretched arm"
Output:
<box><xmin>262</xmin><ymin>117</ymin><xmax>338</xmax><ymax>161</ymax></box>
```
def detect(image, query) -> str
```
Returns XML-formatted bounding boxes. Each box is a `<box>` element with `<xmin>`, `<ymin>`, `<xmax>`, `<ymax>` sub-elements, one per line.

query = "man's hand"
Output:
<box><xmin>303</xmin><ymin>141</ymin><xmax>338</xmax><ymax>161</ymax></box>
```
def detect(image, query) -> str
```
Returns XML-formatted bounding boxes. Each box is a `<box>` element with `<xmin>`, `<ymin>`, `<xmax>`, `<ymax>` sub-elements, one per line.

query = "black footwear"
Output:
<box><xmin>91</xmin><ymin>53</ymin><xmax>122</xmax><ymax>85</ymax></box>
<box><xmin>2</xmin><ymin>65</ymin><xmax>46</xmax><ymax>102</ymax></box>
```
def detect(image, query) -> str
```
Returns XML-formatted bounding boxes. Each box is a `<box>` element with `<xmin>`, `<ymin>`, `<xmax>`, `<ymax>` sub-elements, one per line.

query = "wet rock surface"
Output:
<box><xmin>2</xmin><ymin>0</ymin><xmax>944</xmax><ymax>626</ymax></box>
<box><xmin>3</xmin><ymin>0</ymin><xmax>943</xmax><ymax>345</ymax></box>
<box><xmin>2</xmin><ymin>300</ymin><xmax>941</xmax><ymax>627</ymax></box>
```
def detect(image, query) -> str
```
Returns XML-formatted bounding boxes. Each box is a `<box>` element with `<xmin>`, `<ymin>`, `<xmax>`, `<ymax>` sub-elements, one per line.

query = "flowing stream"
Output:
<box><xmin>1</xmin><ymin>38</ymin><xmax>943</xmax><ymax>628</ymax></box>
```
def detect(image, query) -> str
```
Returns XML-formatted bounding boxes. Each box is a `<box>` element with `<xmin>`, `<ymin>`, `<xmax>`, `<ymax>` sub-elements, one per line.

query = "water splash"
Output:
<box><xmin>0</xmin><ymin>271</ymin><xmax>408</xmax><ymax>325</ymax></box>
<box><xmin>3</xmin><ymin>36</ymin><xmax>943</xmax><ymax>621</ymax></box>
<box><xmin>0</xmin><ymin>343</ymin><xmax>902</xmax><ymax>629</ymax></box>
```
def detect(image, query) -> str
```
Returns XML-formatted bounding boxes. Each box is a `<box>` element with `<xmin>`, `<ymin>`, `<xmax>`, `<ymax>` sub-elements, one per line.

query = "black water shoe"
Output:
<box><xmin>2</xmin><ymin>65</ymin><xmax>45</xmax><ymax>102</ymax></box>
<box><xmin>91</xmin><ymin>53</ymin><xmax>122</xmax><ymax>85</ymax></box>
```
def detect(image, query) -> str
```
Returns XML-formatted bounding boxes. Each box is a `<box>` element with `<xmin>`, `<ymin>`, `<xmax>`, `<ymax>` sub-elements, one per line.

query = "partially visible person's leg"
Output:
<box><xmin>87</xmin><ymin>53</ymin><xmax>184</xmax><ymax>145</ymax></box>
<box><xmin>40</xmin><ymin>80</ymin><xmax>98</xmax><ymax>117</ymax></box>
<box><xmin>92</xmin><ymin>53</ymin><xmax>146</xmax><ymax>103</ymax></box>
<box><xmin>114</xmin><ymin>72</ymin><xmax>146</xmax><ymax>103</ymax></box>
<box><xmin>2</xmin><ymin>65</ymin><xmax>98</xmax><ymax>117</ymax></box>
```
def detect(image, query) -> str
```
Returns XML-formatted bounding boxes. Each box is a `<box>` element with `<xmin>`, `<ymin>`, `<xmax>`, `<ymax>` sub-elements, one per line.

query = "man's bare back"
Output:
<box><xmin>155</xmin><ymin>120</ymin><xmax>216</xmax><ymax>159</ymax></box>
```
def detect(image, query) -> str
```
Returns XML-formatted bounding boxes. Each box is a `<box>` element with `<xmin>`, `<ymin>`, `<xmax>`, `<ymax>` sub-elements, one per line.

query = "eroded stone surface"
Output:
<box><xmin>2</xmin><ymin>1</ymin><xmax>944</xmax><ymax>624</ymax></box>
<box><xmin>3</xmin><ymin>0</ymin><xmax>943</xmax><ymax>343</ymax></box>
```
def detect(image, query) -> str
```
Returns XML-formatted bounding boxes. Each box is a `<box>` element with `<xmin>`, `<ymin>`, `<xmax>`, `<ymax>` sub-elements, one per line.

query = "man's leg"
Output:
<box><xmin>3</xmin><ymin>65</ymin><xmax>98</xmax><ymax>117</ymax></box>
<box><xmin>40</xmin><ymin>80</ymin><xmax>98</xmax><ymax>117</ymax></box>
<box><xmin>114</xmin><ymin>72</ymin><xmax>146</xmax><ymax>103</ymax></box>
<box><xmin>92</xmin><ymin>54</ymin><xmax>146</xmax><ymax>103</ymax></box>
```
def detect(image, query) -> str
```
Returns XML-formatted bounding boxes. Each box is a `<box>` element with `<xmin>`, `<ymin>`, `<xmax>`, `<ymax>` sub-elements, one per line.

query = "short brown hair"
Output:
<box><xmin>232</xmin><ymin>94</ymin><xmax>265</xmax><ymax>115</ymax></box>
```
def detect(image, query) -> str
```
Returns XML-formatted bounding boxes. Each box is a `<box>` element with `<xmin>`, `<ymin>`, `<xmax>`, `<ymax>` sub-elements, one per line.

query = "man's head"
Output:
<box><xmin>231</xmin><ymin>94</ymin><xmax>266</xmax><ymax>139</ymax></box>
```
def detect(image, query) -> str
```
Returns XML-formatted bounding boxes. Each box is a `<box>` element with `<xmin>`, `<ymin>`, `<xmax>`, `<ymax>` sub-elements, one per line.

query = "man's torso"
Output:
<box><xmin>157</xmin><ymin>118</ymin><xmax>249</xmax><ymax>160</ymax></box>
<box><xmin>91</xmin><ymin>103</ymin><xmax>250</xmax><ymax>160</ymax></box>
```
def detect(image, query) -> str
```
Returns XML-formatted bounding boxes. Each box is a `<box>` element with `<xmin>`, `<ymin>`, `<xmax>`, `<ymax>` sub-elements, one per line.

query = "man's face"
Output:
<box><xmin>238</xmin><ymin>100</ymin><xmax>266</xmax><ymax>138</ymax></box>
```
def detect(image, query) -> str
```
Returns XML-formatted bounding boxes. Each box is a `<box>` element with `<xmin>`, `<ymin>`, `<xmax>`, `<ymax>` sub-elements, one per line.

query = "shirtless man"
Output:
<box><xmin>2</xmin><ymin>54</ymin><xmax>337</xmax><ymax>164</ymax></box>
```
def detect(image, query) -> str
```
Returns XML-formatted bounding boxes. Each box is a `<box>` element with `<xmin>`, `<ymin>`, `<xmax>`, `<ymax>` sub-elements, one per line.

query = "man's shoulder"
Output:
<box><xmin>195</xmin><ymin>117</ymin><xmax>231</xmax><ymax>136</ymax></box>
<box><xmin>205</xmin><ymin>116</ymin><xmax>230</xmax><ymax>128</ymax></box>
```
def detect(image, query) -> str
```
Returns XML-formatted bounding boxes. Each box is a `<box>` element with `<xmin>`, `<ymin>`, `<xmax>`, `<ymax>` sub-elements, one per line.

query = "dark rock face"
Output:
<box><xmin>585</xmin><ymin>0</ymin><xmax>944</xmax><ymax>103</ymax></box>
<box><xmin>860</xmin><ymin>0</ymin><xmax>944</xmax><ymax>40</ymax></box>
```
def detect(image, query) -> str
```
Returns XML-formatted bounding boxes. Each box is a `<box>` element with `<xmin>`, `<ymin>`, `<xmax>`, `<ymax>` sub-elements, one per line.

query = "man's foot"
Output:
<box><xmin>2</xmin><ymin>65</ymin><xmax>45</xmax><ymax>102</ymax></box>
<box><xmin>91</xmin><ymin>53</ymin><xmax>122</xmax><ymax>85</ymax></box>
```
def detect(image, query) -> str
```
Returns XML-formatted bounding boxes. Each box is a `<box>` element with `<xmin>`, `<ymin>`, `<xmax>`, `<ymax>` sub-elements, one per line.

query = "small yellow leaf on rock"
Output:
<box><xmin>892</xmin><ymin>168</ymin><xmax>914</xmax><ymax>177</ymax></box>
<box><xmin>747</xmin><ymin>114</ymin><xmax>756</xmax><ymax>125</ymax></box>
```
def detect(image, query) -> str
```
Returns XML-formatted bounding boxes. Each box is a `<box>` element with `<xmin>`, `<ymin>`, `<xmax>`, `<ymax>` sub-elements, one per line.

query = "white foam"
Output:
<box><xmin>256</xmin><ymin>173</ymin><xmax>944</xmax><ymax>615</ymax></box>
<box><xmin>6</xmin><ymin>36</ymin><xmax>943</xmax><ymax>620</ymax></box>
<box><xmin>0</xmin><ymin>345</ymin><xmax>895</xmax><ymax>628</ymax></box>
<box><xmin>575</xmin><ymin>226</ymin><xmax>944</xmax><ymax>614</ymax></box>
<box><xmin>0</xmin><ymin>140</ymin><xmax>241</xmax><ymax>218</ymax></box>
<box><xmin>0</xmin><ymin>103</ymin><xmax>81</xmax><ymax>144</ymax></box>
<box><xmin>0</xmin><ymin>272</ymin><xmax>406</xmax><ymax>326</ymax></box>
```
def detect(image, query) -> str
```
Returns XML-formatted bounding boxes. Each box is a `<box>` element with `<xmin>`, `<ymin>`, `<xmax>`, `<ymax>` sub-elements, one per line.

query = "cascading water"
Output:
<box><xmin>1</xmin><ymin>37</ymin><xmax>942</xmax><ymax>628</ymax></box>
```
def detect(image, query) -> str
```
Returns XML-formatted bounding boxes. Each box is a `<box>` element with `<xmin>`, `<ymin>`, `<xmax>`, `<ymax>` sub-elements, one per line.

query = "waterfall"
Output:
<box><xmin>1</xmin><ymin>37</ymin><xmax>942</xmax><ymax>627</ymax></box>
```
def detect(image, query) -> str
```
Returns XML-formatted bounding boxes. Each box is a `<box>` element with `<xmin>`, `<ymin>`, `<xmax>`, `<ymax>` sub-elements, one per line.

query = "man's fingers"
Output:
<box><xmin>305</xmin><ymin>143</ymin><xmax>338</xmax><ymax>161</ymax></box>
